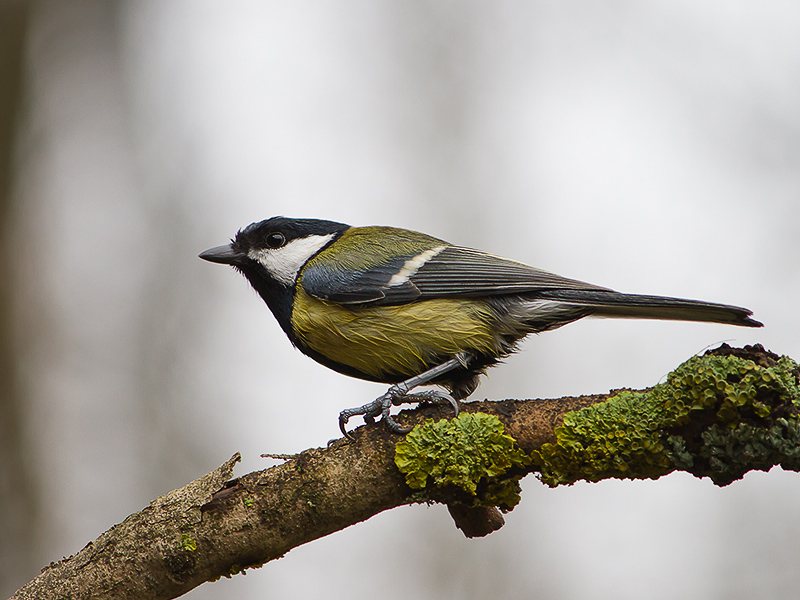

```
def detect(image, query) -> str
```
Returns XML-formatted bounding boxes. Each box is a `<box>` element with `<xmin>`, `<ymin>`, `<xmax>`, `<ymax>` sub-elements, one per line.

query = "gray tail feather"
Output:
<box><xmin>538</xmin><ymin>290</ymin><xmax>763</xmax><ymax>328</ymax></box>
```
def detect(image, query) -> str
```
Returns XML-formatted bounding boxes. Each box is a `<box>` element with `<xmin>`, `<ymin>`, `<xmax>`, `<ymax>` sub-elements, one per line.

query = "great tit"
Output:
<box><xmin>200</xmin><ymin>216</ymin><xmax>762</xmax><ymax>437</ymax></box>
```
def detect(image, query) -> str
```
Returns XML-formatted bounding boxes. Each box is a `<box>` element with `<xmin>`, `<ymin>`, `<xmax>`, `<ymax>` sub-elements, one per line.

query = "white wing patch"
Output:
<box><xmin>387</xmin><ymin>245</ymin><xmax>447</xmax><ymax>287</ymax></box>
<box><xmin>248</xmin><ymin>233</ymin><xmax>336</xmax><ymax>286</ymax></box>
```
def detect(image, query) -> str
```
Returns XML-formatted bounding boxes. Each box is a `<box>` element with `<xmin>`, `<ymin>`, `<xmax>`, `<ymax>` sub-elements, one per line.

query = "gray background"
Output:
<box><xmin>3</xmin><ymin>1</ymin><xmax>799</xmax><ymax>598</ymax></box>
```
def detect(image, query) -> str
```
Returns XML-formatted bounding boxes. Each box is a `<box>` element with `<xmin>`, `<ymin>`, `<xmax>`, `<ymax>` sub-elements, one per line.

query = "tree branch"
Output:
<box><xmin>12</xmin><ymin>344</ymin><xmax>799</xmax><ymax>599</ymax></box>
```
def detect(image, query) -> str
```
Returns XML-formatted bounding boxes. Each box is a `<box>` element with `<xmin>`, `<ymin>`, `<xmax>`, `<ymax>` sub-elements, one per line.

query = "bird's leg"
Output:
<box><xmin>339</xmin><ymin>352</ymin><xmax>472</xmax><ymax>439</ymax></box>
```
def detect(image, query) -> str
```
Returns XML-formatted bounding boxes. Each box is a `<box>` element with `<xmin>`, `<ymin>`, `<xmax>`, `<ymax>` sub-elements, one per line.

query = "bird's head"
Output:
<box><xmin>199</xmin><ymin>216</ymin><xmax>350</xmax><ymax>288</ymax></box>
<box><xmin>199</xmin><ymin>217</ymin><xmax>350</xmax><ymax>337</ymax></box>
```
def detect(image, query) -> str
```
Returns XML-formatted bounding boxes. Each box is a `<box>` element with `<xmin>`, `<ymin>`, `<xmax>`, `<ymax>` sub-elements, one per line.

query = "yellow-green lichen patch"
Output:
<box><xmin>534</xmin><ymin>390</ymin><xmax>673</xmax><ymax>486</ymax></box>
<box><xmin>394</xmin><ymin>412</ymin><xmax>530</xmax><ymax>511</ymax></box>
<box><xmin>534</xmin><ymin>347</ymin><xmax>800</xmax><ymax>487</ymax></box>
<box><xmin>178</xmin><ymin>533</ymin><xmax>197</xmax><ymax>552</ymax></box>
<box><xmin>661</xmin><ymin>354</ymin><xmax>798</xmax><ymax>425</ymax></box>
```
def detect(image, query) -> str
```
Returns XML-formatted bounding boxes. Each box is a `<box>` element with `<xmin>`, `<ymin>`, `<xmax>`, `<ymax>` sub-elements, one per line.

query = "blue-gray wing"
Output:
<box><xmin>301</xmin><ymin>245</ymin><xmax>611</xmax><ymax>305</ymax></box>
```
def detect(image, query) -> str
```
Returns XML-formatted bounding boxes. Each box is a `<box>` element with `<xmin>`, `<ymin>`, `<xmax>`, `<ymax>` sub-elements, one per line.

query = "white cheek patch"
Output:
<box><xmin>248</xmin><ymin>233</ymin><xmax>336</xmax><ymax>286</ymax></box>
<box><xmin>387</xmin><ymin>245</ymin><xmax>447</xmax><ymax>287</ymax></box>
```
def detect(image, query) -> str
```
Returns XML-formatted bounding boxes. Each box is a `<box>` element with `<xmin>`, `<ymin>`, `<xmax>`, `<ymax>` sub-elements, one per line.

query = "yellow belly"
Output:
<box><xmin>290</xmin><ymin>287</ymin><xmax>501</xmax><ymax>382</ymax></box>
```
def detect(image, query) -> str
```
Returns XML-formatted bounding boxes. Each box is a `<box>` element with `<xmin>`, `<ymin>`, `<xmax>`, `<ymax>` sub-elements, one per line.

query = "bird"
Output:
<box><xmin>199</xmin><ymin>216</ymin><xmax>762</xmax><ymax>438</ymax></box>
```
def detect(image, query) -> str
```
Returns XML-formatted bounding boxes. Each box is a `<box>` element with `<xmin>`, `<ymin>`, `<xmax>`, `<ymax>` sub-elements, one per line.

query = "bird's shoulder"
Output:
<box><xmin>298</xmin><ymin>226</ymin><xmax>448</xmax><ymax>303</ymax></box>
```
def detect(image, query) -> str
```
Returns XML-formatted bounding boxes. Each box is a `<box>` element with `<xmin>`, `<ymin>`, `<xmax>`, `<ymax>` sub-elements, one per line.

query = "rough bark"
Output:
<box><xmin>11</xmin><ymin>344</ymin><xmax>799</xmax><ymax>599</ymax></box>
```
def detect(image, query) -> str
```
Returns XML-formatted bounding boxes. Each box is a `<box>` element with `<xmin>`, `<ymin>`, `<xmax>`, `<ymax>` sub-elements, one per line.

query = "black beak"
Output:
<box><xmin>199</xmin><ymin>244</ymin><xmax>244</xmax><ymax>265</ymax></box>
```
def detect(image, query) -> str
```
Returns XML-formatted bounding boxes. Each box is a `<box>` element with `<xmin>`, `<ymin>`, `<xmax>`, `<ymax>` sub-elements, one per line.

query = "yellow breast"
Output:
<box><xmin>290</xmin><ymin>286</ymin><xmax>501</xmax><ymax>382</ymax></box>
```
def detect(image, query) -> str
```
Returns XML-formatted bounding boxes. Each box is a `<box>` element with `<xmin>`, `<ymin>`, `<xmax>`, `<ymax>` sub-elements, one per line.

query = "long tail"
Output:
<box><xmin>537</xmin><ymin>290</ymin><xmax>763</xmax><ymax>328</ymax></box>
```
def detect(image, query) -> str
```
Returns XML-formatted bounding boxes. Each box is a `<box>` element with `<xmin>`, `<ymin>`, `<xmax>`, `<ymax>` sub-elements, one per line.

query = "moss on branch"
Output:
<box><xmin>534</xmin><ymin>344</ymin><xmax>800</xmax><ymax>487</ymax></box>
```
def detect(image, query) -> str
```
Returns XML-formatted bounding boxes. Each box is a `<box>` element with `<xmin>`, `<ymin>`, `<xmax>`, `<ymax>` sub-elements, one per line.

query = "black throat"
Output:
<box><xmin>236</xmin><ymin>264</ymin><xmax>297</xmax><ymax>342</ymax></box>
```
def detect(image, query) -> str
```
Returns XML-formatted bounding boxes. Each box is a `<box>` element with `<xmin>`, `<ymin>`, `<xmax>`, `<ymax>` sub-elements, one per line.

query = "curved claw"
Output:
<box><xmin>338</xmin><ymin>394</ymin><xmax>393</xmax><ymax>440</ymax></box>
<box><xmin>381</xmin><ymin>399</ymin><xmax>412</xmax><ymax>434</ymax></box>
<box><xmin>400</xmin><ymin>389</ymin><xmax>459</xmax><ymax>418</ymax></box>
<box><xmin>440</xmin><ymin>391</ymin><xmax>460</xmax><ymax>418</ymax></box>
<box><xmin>339</xmin><ymin>413</ymin><xmax>356</xmax><ymax>441</ymax></box>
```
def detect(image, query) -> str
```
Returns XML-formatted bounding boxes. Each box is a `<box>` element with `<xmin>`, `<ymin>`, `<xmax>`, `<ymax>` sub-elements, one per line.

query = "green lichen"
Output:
<box><xmin>225</xmin><ymin>564</ymin><xmax>244</xmax><ymax>578</ymax></box>
<box><xmin>700</xmin><ymin>417</ymin><xmax>800</xmax><ymax>485</ymax></box>
<box><xmin>534</xmin><ymin>389</ymin><xmax>674</xmax><ymax>486</ymax></box>
<box><xmin>661</xmin><ymin>354</ymin><xmax>797</xmax><ymax>424</ymax></box>
<box><xmin>394</xmin><ymin>412</ymin><xmax>529</xmax><ymax>511</ymax></box>
<box><xmin>534</xmin><ymin>349</ymin><xmax>800</xmax><ymax>487</ymax></box>
<box><xmin>178</xmin><ymin>533</ymin><xmax>197</xmax><ymax>552</ymax></box>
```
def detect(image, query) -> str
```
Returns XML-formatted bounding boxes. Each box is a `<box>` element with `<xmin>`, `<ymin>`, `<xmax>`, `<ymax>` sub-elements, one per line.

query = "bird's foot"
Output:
<box><xmin>395</xmin><ymin>389</ymin><xmax>460</xmax><ymax>416</ymax></box>
<box><xmin>338</xmin><ymin>398</ymin><xmax>385</xmax><ymax>439</ymax></box>
<box><xmin>338</xmin><ymin>386</ymin><xmax>460</xmax><ymax>440</ymax></box>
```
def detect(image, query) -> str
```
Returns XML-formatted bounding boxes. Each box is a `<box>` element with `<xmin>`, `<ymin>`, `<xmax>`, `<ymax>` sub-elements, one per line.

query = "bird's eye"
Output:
<box><xmin>266</xmin><ymin>232</ymin><xmax>286</xmax><ymax>249</ymax></box>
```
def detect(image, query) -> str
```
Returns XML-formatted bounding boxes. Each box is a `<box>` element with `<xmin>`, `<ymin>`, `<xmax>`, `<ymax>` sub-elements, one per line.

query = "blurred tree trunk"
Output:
<box><xmin>0</xmin><ymin>0</ymin><xmax>41</xmax><ymax>595</ymax></box>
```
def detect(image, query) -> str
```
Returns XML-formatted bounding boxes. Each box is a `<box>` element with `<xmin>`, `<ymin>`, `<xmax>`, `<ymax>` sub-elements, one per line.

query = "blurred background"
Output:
<box><xmin>1</xmin><ymin>1</ymin><xmax>799</xmax><ymax>598</ymax></box>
